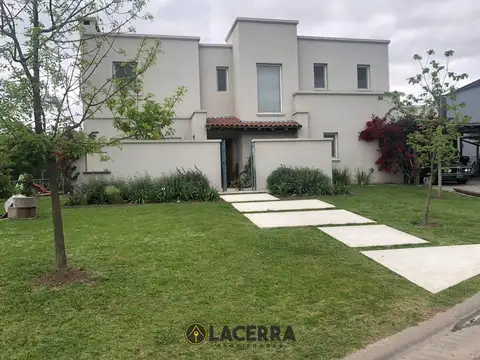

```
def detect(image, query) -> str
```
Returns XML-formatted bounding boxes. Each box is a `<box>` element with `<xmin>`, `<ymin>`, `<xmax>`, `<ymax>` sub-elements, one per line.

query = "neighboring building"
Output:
<box><xmin>451</xmin><ymin>79</ymin><xmax>480</xmax><ymax>161</ymax></box>
<box><xmin>81</xmin><ymin>17</ymin><xmax>395</xmax><ymax>184</ymax></box>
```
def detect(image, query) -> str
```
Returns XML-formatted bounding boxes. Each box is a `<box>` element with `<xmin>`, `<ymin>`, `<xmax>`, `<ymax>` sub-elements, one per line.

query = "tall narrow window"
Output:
<box><xmin>257</xmin><ymin>64</ymin><xmax>282</xmax><ymax>113</ymax></box>
<box><xmin>323</xmin><ymin>132</ymin><xmax>338</xmax><ymax>159</ymax></box>
<box><xmin>217</xmin><ymin>67</ymin><xmax>228</xmax><ymax>92</ymax></box>
<box><xmin>314</xmin><ymin>63</ymin><xmax>327</xmax><ymax>89</ymax></box>
<box><xmin>357</xmin><ymin>65</ymin><xmax>370</xmax><ymax>89</ymax></box>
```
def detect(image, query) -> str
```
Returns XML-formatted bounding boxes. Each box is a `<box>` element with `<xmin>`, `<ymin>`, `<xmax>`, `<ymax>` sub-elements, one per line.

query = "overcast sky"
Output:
<box><xmin>133</xmin><ymin>0</ymin><xmax>480</xmax><ymax>94</ymax></box>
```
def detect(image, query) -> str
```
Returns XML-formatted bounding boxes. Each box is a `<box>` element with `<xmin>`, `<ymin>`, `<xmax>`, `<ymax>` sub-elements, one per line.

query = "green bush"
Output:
<box><xmin>66</xmin><ymin>169</ymin><xmax>219</xmax><ymax>206</ymax></box>
<box><xmin>267</xmin><ymin>166</ymin><xmax>333</xmax><ymax>196</ymax></box>
<box><xmin>332</xmin><ymin>183</ymin><xmax>353</xmax><ymax>195</ymax></box>
<box><xmin>77</xmin><ymin>177</ymin><xmax>109</xmax><ymax>205</ymax></box>
<box><xmin>105</xmin><ymin>185</ymin><xmax>122</xmax><ymax>204</ymax></box>
<box><xmin>355</xmin><ymin>167</ymin><xmax>375</xmax><ymax>185</ymax></box>
<box><xmin>332</xmin><ymin>167</ymin><xmax>351</xmax><ymax>185</ymax></box>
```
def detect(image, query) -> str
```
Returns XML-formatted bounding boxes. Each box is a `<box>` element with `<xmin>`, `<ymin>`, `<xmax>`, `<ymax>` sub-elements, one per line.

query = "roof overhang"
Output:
<box><xmin>206</xmin><ymin>117</ymin><xmax>301</xmax><ymax>131</ymax></box>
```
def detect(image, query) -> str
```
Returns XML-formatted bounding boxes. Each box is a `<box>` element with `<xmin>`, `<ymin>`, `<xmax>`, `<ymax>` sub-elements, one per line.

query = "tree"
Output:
<box><xmin>0</xmin><ymin>0</ymin><xmax>185</xmax><ymax>271</ymax></box>
<box><xmin>381</xmin><ymin>50</ymin><xmax>470</xmax><ymax>224</ymax></box>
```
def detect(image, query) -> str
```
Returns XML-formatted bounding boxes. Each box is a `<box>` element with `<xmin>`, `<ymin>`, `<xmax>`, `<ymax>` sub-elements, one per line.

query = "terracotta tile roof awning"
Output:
<box><xmin>206</xmin><ymin>117</ymin><xmax>301</xmax><ymax>129</ymax></box>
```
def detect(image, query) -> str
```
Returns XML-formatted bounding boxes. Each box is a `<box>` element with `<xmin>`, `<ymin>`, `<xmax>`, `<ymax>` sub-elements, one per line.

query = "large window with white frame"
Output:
<box><xmin>314</xmin><ymin>63</ymin><xmax>327</xmax><ymax>89</ymax></box>
<box><xmin>216</xmin><ymin>67</ymin><xmax>229</xmax><ymax>92</ymax></box>
<box><xmin>323</xmin><ymin>132</ymin><xmax>339</xmax><ymax>159</ymax></box>
<box><xmin>357</xmin><ymin>65</ymin><xmax>370</xmax><ymax>89</ymax></box>
<box><xmin>256</xmin><ymin>64</ymin><xmax>282</xmax><ymax>113</ymax></box>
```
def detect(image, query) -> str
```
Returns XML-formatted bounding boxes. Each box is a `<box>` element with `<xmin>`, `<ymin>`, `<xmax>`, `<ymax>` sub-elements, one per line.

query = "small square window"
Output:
<box><xmin>314</xmin><ymin>63</ymin><xmax>327</xmax><ymax>89</ymax></box>
<box><xmin>217</xmin><ymin>67</ymin><xmax>228</xmax><ymax>92</ymax></box>
<box><xmin>323</xmin><ymin>132</ymin><xmax>338</xmax><ymax>159</ymax></box>
<box><xmin>357</xmin><ymin>65</ymin><xmax>370</xmax><ymax>89</ymax></box>
<box><xmin>113</xmin><ymin>61</ymin><xmax>136</xmax><ymax>80</ymax></box>
<box><xmin>113</xmin><ymin>61</ymin><xmax>139</xmax><ymax>92</ymax></box>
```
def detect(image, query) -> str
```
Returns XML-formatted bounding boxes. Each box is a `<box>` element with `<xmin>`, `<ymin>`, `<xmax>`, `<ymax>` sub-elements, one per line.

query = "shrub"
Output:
<box><xmin>267</xmin><ymin>166</ymin><xmax>332</xmax><ymax>196</ymax></box>
<box><xmin>77</xmin><ymin>177</ymin><xmax>109</xmax><ymax>204</ymax></box>
<box><xmin>66</xmin><ymin>169</ymin><xmax>219</xmax><ymax>206</ymax></box>
<box><xmin>332</xmin><ymin>183</ymin><xmax>353</xmax><ymax>195</ymax></box>
<box><xmin>355</xmin><ymin>167</ymin><xmax>375</xmax><ymax>185</ymax></box>
<box><xmin>105</xmin><ymin>185</ymin><xmax>122</xmax><ymax>204</ymax></box>
<box><xmin>332</xmin><ymin>167</ymin><xmax>351</xmax><ymax>185</ymax></box>
<box><xmin>64</xmin><ymin>190</ymin><xmax>87</xmax><ymax>206</ymax></box>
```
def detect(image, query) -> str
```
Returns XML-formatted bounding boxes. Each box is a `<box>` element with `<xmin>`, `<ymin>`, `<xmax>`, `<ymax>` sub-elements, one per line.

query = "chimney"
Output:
<box><xmin>79</xmin><ymin>17</ymin><xmax>101</xmax><ymax>33</ymax></box>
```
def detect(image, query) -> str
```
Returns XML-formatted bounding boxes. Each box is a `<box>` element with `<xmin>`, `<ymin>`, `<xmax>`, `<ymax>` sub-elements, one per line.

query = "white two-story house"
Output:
<box><xmin>81</xmin><ymin>17</ymin><xmax>394</xmax><ymax>184</ymax></box>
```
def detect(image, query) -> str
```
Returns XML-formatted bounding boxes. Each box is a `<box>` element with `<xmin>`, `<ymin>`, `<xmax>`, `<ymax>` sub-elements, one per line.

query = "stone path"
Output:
<box><xmin>222</xmin><ymin>193</ymin><xmax>480</xmax><ymax>294</ymax></box>
<box><xmin>318</xmin><ymin>224</ymin><xmax>428</xmax><ymax>247</ymax></box>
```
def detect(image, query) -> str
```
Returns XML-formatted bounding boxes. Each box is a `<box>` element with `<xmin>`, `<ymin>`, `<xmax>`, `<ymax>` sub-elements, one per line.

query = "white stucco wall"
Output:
<box><xmin>82</xmin><ymin>34</ymin><xmax>201</xmax><ymax>118</ymax></box>
<box><xmin>252</xmin><ymin>139</ymin><xmax>333</xmax><ymax>191</ymax></box>
<box><xmin>228</xmin><ymin>19</ymin><xmax>299</xmax><ymax>121</ymax></box>
<box><xmin>199</xmin><ymin>45</ymin><xmax>234</xmax><ymax>117</ymax></box>
<box><xmin>83</xmin><ymin>117</ymin><xmax>193</xmax><ymax>140</ymax></box>
<box><xmin>297</xmin><ymin>38</ymin><xmax>390</xmax><ymax>92</ymax></box>
<box><xmin>294</xmin><ymin>93</ymin><xmax>402</xmax><ymax>183</ymax></box>
<box><xmin>239</xmin><ymin>132</ymin><xmax>297</xmax><ymax>170</ymax></box>
<box><xmin>80</xmin><ymin>140</ymin><xmax>222</xmax><ymax>189</ymax></box>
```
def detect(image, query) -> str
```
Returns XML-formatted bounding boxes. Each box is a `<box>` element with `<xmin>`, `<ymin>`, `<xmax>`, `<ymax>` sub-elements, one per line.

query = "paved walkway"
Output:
<box><xmin>344</xmin><ymin>292</ymin><xmax>480</xmax><ymax>360</ymax></box>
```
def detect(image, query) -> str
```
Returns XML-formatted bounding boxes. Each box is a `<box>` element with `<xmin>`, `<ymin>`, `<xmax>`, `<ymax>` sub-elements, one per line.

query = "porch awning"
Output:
<box><xmin>206</xmin><ymin>116</ymin><xmax>301</xmax><ymax>130</ymax></box>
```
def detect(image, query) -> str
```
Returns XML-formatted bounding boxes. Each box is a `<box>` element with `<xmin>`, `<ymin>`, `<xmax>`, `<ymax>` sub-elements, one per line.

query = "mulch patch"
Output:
<box><xmin>35</xmin><ymin>268</ymin><xmax>94</xmax><ymax>290</ymax></box>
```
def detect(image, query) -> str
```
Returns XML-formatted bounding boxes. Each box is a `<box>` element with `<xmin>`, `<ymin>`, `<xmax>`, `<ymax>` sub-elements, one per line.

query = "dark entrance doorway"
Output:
<box><xmin>225</xmin><ymin>138</ymin><xmax>235</xmax><ymax>186</ymax></box>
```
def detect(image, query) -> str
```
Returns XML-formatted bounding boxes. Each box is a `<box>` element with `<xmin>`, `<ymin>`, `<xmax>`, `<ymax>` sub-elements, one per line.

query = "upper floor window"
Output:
<box><xmin>357</xmin><ymin>65</ymin><xmax>370</xmax><ymax>89</ymax></box>
<box><xmin>257</xmin><ymin>64</ymin><xmax>282</xmax><ymax>113</ymax></box>
<box><xmin>216</xmin><ymin>67</ymin><xmax>229</xmax><ymax>92</ymax></box>
<box><xmin>314</xmin><ymin>63</ymin><xmax>327</xmax><ymax>89</ymax></box>
<box><xmin>113</xmin><ymin>61</ymin><xmax>138</xmax><ymax>91</ymax></box>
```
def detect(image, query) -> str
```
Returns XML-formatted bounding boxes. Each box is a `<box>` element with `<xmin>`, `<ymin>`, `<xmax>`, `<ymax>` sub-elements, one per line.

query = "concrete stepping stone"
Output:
<box><xmin>232</xmin><ymin>199</ymin><xmax>335</xmax><ymax>213</ymax></box>
<box><xmin>220</xmin><ymin>193</ymin><xmax>279</xmax><ymax>203</ymax></box>
<box><xmin>244</xmin><ymin>209</ymin><xmax>374</xmax><ymax>228</ymax></box>
<box><xmin>318</xmin><ymin>224</ymin><xmax>428</xmax><ymax>247</ymax></box>
<box><xmin>361</xmin><ymin>244</ymin><xmax>480</xmax><ymax>293</ymax></box>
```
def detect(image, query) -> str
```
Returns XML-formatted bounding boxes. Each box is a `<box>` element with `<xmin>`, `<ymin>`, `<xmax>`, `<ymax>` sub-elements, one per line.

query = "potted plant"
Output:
<box><xmin>8</xmin><ymin>173</ymin><xmax>38</xmax><ymax>219</ymax></box>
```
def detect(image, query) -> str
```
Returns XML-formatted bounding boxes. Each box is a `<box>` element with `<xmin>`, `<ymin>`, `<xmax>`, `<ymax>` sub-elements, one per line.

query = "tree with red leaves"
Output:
<box><xmin>359</xmin><ymin>115</ymin><xmax>418</xmax><ymax>184</ymax></box>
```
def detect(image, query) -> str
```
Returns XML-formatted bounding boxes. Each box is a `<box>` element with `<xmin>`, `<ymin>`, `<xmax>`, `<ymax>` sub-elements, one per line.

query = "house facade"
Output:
<box><xmin>81</xmin><ymin>17</ymin><xmax>396</xmax><ymax>184</ymax></box>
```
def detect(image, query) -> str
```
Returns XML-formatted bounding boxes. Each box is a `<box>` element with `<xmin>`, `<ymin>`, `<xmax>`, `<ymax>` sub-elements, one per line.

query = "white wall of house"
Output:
<box><xmin>297</xmin><ymin>37</ymin><xmax>390</xmax><ymax>92</ymax></box>
<box><xmin>82</xmin><ymin>34</ymin><xmax>202</xmax><ymax>119</ymax></box>
<box><xmin>226</xmin><ymin>19</ymin><xmax>299</xmax><ymax>121</ymax></box>
<box><xmin>199</xmin><ymin>45</ymin><xmax>234</xmax><ymax>117</ymax></box>
<box><xmin>293</xmin><ymin>93</ymin><xmax>401</xmax><ymax>183</ymax></box>
<box><xmin>83</xmin><ymin>117</ymin><xmax>192</xmax><ymax>140</ymax></box>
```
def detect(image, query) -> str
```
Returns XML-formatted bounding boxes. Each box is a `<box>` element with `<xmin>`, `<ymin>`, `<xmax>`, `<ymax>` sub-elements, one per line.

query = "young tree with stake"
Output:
<box><xmin>381</xmin><ymin>50</ymin><xmax>470</xmax><ymax>225</ymax></box>
<box><xmin>0</xmin><ymin>0</ymin><xmax>185</xmax><ymax>271</ymax></box>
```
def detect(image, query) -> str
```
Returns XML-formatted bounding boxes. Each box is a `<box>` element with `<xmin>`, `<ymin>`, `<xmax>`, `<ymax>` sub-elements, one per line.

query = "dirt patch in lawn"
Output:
<box><xmin>34</xmin><ymin>268</ymin><xmax>94</xmax><ymax>290</ymax></box>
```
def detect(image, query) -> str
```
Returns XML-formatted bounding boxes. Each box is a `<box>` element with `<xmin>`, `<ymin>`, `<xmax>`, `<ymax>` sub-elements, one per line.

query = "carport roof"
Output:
<box><xmin>206</xmin><ymin>116</ymin><xmax>301</xmax><ymax>129</ymax></box>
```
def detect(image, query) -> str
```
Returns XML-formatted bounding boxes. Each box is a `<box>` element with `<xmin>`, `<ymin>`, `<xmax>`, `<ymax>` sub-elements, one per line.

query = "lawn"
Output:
<box><xmin>1</xmin><ymin>185</ymin><xmax>479</xmax><ymax>360</ymax></box>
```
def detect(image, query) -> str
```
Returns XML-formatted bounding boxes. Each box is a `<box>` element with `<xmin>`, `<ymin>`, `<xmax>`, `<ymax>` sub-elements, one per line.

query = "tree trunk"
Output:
<box><xmin>32</xmin><ymin>0</ymin><xmax>43</xmax><ymax>134</ymax></box>
<box><xmin>47</xmin><ymin>160</ymin><xmax>68</xmax><ymax>270</ymax></box>
<box><xmin>437</xmin><ymin>157</ymin><xmax>443</xmax><ymax>199</ymax></box>
<box><xmin>424</xmin><ymin>161</ymin><xmax>435</xmax><ymax>225</ymax></box>
<box><xmin>414</xmin><ymin>158</ymin><xmax>420</xmax><ymax>185</ymax></box>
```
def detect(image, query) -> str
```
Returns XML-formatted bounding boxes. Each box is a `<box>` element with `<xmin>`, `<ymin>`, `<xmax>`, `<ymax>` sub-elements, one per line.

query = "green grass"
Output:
<box><xmin>0</xmin><ymin>186</ymin><xmax>479</xmax><ymax>360</ymax></box>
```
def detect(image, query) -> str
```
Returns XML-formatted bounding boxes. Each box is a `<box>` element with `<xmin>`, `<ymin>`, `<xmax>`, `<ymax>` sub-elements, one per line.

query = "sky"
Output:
<box><xmin>132</xmin><ymin>0</ymin><xmax>480</xmax><ymax>94</ymax></box>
